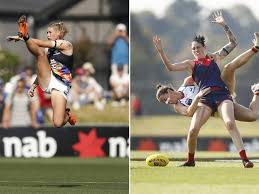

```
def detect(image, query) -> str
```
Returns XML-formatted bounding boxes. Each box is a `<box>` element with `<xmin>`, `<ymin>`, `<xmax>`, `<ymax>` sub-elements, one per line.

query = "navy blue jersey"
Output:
<box><xmin>192</xmin><ymin>56</ymin><xmax>227</xmax><ymax>90</ymax></box>
<box><xmin>47</xmin><ymin>48</ymin><xmax>73</xmax><ymax>86</ymax></box>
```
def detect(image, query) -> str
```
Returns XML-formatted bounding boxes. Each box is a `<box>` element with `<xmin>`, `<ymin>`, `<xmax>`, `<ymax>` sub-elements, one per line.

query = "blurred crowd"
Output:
<box><xmin>0</xmin><ymin>23</ymin><xmax>129</xmax><ymax>128</ymax></box>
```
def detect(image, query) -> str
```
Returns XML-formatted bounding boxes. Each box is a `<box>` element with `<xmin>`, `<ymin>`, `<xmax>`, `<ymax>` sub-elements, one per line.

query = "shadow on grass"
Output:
<box><xmin>31</xmin><ymin>184</ymin><xmax>82</xmax><ymax>188</ymax></box>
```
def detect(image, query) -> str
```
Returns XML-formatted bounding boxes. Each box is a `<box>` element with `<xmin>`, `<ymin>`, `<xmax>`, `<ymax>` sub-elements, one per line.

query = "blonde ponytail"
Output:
<box><xmin>48</xmin><ymin>22</ymin><xmax>68</xmax><ymax>38</ymax></box>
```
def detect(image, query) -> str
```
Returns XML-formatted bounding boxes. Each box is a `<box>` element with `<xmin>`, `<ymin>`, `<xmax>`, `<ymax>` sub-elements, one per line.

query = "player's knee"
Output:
<box><xmin>53</xmin><ymin>119</ymin><xmax>64</xmax><ymax>128</ymax></box>
<box><xmin>188</xmin><ymin>128</ymin><xmax>199</xmax><ymax>139</ymax></box>
<box><xmin>245</xmin><ymin>113</ymin><xmax>257</xmax><ymax>122</ymax></box>
<box><xmin>223</xmin><ymin>63</ymin><xmax>234</xmax><ymax>73</ymax></box>
<box><xmin>248</xmin><ymin>117</ymin><xmax>257</xmax><ymax>122</ymax></box>
<box><xmin>225</xmin><ymin>120</ymin><xmax>236</xmax><ymax>131</ymax></box>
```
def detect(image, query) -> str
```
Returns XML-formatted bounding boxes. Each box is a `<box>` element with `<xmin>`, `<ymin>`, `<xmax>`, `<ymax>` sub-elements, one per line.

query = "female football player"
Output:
<box><xmin>7</xmin><ymin>15</ymin><xmax>76</xmax><ymax>127</ymax></box>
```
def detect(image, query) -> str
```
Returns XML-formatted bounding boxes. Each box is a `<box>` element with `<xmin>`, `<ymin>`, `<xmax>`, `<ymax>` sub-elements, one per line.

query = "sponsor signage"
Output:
<box><xmin>131</xmin><ymin>136</ymin><xmax>259</xmax><ymax>152</ymax></box>
<box><xmin>0</xmin><ymin>126</ymin><xmax>128</xmax><ymax>158</ymax></box>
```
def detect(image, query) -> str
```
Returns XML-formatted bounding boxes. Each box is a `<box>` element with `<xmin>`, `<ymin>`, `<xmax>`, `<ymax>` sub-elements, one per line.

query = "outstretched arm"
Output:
<box><xmin>212</xmin><ymin>11</ymin><xmax>237</xmax><ymax>60</ymax></box>
<box><xmin>6</xmin><ymin>36</ymin><xmax>72</xmax><ymax>50</ymax></box>
<box><xmin>153</xmin><ymin>35</ymin><xmax>194</xmax><ymax>73</ymax></box>
<box><xmin>30</xmin><ymin>39</ymin><xmax>72</xmax><ymax>51</ymax></box>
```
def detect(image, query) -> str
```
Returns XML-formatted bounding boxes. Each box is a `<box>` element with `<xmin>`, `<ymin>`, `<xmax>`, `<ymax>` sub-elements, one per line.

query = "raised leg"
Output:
<box><xmin>221</xmin><ymin>49</ymin><xmax>256</xmax><ymax>95</ymax></box>
<box><xmin>221</xmin><ymin>32</ymin><xmax>259</xmax><ymax>95</ymax></box>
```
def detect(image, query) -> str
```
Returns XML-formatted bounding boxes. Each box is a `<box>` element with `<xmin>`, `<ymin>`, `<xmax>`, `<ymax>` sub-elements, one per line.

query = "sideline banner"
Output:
<box><xmin>0</xmin><ymin>126</ymin><xmax>129</xmax><ymax>158</ymax></box>
<box><xmin>131</xmin><ymin>136</ymin><xmax>259</xmax><ymax>152</ymax></box>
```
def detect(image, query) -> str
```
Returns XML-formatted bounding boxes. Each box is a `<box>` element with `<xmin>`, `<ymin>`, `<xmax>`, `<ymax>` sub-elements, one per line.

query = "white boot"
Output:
<box><xmin>253</xmin><ymin>32</ymin><xmax>259</xmax><ymax>48</ymax></box>
<box><xmin>251</xmin><ymin>83</ymin><xmax>259</xmax><ymax>95</ymax></box>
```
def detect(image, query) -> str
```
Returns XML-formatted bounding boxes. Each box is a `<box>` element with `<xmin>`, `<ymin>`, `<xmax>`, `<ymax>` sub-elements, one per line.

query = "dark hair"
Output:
<box><xmin>156</xmin><ymin>84</ymin><xmax>175</xmax><ymax>102</ymax></box>
<box><xmin>193</xmin><ymin>34</ymin><xmax>205</xmax><ymax>47</ymax></box>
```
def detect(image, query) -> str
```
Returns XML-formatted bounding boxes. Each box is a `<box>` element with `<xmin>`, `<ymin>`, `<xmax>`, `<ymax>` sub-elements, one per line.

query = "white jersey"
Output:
<box><xmin>177</xmin><ymin>85</ymin><xmax>199</xmax><ymax>107</ymax></box>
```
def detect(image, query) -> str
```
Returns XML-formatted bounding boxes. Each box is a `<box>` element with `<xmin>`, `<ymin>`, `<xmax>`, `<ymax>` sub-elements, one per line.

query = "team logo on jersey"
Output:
<box><xmin>185</xmin><ymin>99</ymin><xmax>193</xmax><ymax>106</ymax></box>
<box><xmin>53</xmin><ymin>50</ymin><xmax>60</xmax><ymax>55</ymax></box>
<box><xmin>50</xmin><ymin>61</ymin><xmax>62</xmax><ymax>70</ymax></box>
<box><xmin>50</xmin><ymin>59</ymin><xmax>56</xmax><ymax>64</ymax></box>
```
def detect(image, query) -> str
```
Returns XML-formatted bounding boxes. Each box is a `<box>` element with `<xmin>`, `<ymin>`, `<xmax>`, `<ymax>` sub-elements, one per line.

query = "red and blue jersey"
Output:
<box><xmin>192</xmin><ymin>56</ymin><xmax>232</xmax><ymax>113</ymax></box>
<box><xmin>192</xmin><ymin>56</ymin><xmax>227</xmax><ymax>90</ymax></box>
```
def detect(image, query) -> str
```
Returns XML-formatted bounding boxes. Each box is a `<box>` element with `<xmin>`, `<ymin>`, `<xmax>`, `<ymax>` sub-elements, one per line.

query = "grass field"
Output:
<box><xmin>131</xmin><ymin>115</ymin><xmax>259</xmax><ymax>137</ymax></box>
<box><xmin>72</xmin><ymin>102</ymin><xmax>129</xmax><ymax>124</ymax></box>
<box><xmin>0</xmin><ymin>157</ymin><xmax>128</xmax><ymax>194</ymax></box>
<box><xmin>131</xmin><ymin>151</ymin><xmax>259</xmax><ymax>194</ymax></box>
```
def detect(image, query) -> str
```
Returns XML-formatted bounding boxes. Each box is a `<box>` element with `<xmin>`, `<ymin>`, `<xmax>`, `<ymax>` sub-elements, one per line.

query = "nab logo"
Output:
<box><xmin>2</xmin><ymin>131</ymin><xmax>57</xmax><ymax>158</ymax></box>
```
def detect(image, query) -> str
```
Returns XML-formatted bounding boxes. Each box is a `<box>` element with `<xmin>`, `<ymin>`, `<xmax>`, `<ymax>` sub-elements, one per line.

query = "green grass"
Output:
<box><xmin>131</xmin><ymin>115</ymin><xmax>259</xmax><ymax>137</ymax></box>
<box><xmin>131</xmin><ymin>151</ymin><xmax>259</xmax><ymax>160</ymax></box>
<box><xmin>72</xmin><ymin>102</ymin><xmax>129</xmax><ymax>124</ymax></box>
<box><xmin>0</xmin><ymin>157</ymin><xmax>129</xmax><ymax>194</ymax></box>
<box><xmin>131</xmin><ymin>151</ymin><xmax>259</xmax><ymax>194</ymax></box>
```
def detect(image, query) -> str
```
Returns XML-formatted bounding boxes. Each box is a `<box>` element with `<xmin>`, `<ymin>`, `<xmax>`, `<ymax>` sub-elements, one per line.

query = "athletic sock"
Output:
<box><xmin>252</xmin><ymin>46</ymin><xmax>259</xmax><ymax>53</ymax></box>
<box><xmin>187</xmin><ymin>153</ymin><xmax>195</xmax><ymax>163</ymax></box>
<box><xmin>239</xmin><ymin>150</ymin><xmax>248</xmax><ymax>161</ymax></box>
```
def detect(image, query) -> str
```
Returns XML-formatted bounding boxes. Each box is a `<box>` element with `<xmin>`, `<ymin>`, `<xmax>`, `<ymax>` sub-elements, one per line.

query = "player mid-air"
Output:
<box><xmin>7</xmin><ymin>15</ymin><xmax>77</xmax><ymax>127</ymax></box>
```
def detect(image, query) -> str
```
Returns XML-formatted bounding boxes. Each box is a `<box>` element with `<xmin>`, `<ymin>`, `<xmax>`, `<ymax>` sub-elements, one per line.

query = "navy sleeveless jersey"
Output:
<box><xmin>47</xmin><ymin>48</ymin><xmax>73</xmax><ymax>86</ymax></box>
<box><xmin>192</xmin><ymin>56</ymin><xmax>227</xmax><ymax>90</ymax></box>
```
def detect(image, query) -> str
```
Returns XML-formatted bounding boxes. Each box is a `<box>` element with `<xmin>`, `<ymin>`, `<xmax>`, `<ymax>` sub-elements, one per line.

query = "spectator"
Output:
<box><xmin>131</xmin><ymin>94</ymin><xmax>142</xmax><ymax>116</ymax></box>
<box><xmin>109</xmin><ymin>65</ymin><xmax>129</xmax><ymax>106</ymax></box>
<box><xmin>22</xmin><ymin>66</ymin><xmax>37</xmax><ymax>90</ymax></box>
<box><xmin>0</xmin><ymin>79</ymin><xmax>5</xmax><ymax>122</ymax></box>
<box><xmin>36</xmin><ymin>86</ymin><xmax>53</xmax><ymax>124</ymax></box>
<box><xmin>2</xmin><ymin>78</ymin><xmax>39</xmax><ymax>128</ymax></box>
<box><xmin>70</xmin><ymin>62</ymin><xmax>105</xmax><ymax>110</ymax></box>
<box><xmin>3</xmin><ymin>66</ymin><xmax>37</xmax><ymax>99</ymax></box>
<box><xmin>107</xmin><ymin>23</ymin><xmax>129</xmax><ymax>75</ymax></box>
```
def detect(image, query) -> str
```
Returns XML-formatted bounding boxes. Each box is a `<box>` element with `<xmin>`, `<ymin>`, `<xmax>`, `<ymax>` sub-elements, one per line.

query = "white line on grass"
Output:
<box><xmin>0</xmin><ymin>181</ymin><xmax>128</xmax><ymax>184</ymax></box>
<box><xmin>215</xmin><ymin>159</ymin><xmax>259</xmax><ymax>163</ymax></box>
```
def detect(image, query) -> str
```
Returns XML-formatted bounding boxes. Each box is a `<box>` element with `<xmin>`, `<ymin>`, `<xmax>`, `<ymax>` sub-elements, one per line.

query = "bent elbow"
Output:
<box><xmin>166</xmin><ymin>64</ymin><xmax>177</xmax><ymax>71</ymax></box>
<box><xmin>166</xmin><ymin>66</ymin><xmax>173</xmax><ymax>71</ymax></box>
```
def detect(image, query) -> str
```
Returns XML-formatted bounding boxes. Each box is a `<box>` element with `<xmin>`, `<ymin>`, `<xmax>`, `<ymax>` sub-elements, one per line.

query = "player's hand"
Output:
<box><xmin>153</xmin><ymin>35</ymin><xmax>163</xmax><ymax>53</ymax></box>
<box><xmin>211</xmin><ymin>11</ymin><xmax>226</xmax><ymax>27</ymax></box>
<box><xmin>197</xmin><ymin>87</ymin><xmax>211</xmax><ymax>98</ymax></box>
<box><xmin>6</xmin><ymin>35</ymin><xmax>23</xmax><ymax>42</ymax></box>
<box><xmin>28</xmin><ymin>85</ymin><xmax>37</xmax><ymax>97</ymax></box>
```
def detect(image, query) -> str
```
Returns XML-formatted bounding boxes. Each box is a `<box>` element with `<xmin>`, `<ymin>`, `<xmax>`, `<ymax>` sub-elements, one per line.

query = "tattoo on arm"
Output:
<box><xmin>217</xmin><ymin>24</ymin><xmax>237</xmax><ymax>57</ymax></box>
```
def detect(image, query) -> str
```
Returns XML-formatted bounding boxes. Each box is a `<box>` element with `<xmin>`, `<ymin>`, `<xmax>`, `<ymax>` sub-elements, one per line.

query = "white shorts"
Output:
<box><xmin>43</xmin><ymin>71</ymin><xmax>71</xmax><ymax>100</ymax></box>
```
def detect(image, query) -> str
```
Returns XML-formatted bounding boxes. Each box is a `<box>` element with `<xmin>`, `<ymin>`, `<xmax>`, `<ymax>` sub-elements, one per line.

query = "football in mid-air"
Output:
<box><xmin>146</xmin><ymin>154</ymin><xmax>169</xmax><ymax>167</ymax></box>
